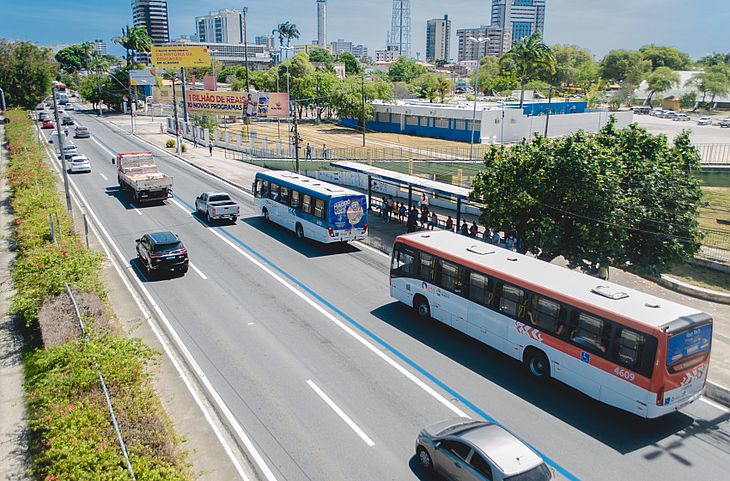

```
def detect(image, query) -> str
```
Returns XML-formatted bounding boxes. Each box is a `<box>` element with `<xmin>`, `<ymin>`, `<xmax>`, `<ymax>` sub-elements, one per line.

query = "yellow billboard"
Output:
<box><xmin>151</xmin><ymin>46</ymin><xmax>211</xmax><ymax>68</ymax></box>
<box><xmin>186</xmin><ymin>91</ymin><xmax>290</xmax><ymax>119</ymax></box>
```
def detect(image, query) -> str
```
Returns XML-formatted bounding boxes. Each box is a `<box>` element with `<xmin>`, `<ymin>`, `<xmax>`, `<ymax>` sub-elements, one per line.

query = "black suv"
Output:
<box><xmin>136</xmin><ymin>232</ymin><xmax>189</xmax><ymax>276</ymax></box>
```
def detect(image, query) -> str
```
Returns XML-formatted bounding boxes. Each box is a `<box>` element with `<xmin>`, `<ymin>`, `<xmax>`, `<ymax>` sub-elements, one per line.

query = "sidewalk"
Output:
<box><xmin>106</xmin><ymin>113</ymin><xmax>730</xmax><ymax>403</ymax></box>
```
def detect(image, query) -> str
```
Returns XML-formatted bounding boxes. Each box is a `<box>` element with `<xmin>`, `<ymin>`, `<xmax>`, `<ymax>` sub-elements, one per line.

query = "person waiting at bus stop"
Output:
<box><xmin>460</xmin><ymin>222</ymin><xmax>469</xmax><ymax>236</ymax></box>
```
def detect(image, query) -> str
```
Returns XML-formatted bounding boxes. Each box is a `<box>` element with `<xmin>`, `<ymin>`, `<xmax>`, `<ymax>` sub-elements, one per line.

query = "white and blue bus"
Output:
<box><xmin>253</xmin><ymin>171</ymin><xmax>368</xmax><ymax>243</ymax></box>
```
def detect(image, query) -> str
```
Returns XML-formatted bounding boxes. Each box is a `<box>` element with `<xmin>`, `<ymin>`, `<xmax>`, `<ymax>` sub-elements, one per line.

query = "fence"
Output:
<box><xmin>696</xmin><ymin>144</ymin><xmax>730</xmax><ymax>167</ymax></box>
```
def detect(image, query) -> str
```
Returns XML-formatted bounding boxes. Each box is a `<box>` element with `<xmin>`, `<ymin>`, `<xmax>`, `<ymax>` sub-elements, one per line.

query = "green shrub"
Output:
<box><xmin>181</xmin><ymin>143</ymin><xmax>187</xmax><ymax>153</ymax></box>
<box><xmin>165</xmin><ymin>139</ymin><xmax>176</xmax><ymax>148</ymax></box>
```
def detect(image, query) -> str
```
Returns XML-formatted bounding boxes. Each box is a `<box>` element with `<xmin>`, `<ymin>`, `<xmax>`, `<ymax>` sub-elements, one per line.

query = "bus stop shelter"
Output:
<box><xmin>331</xmin><ymin>161</ymin><xmax>473</xmax><ymax>228</ymax></box>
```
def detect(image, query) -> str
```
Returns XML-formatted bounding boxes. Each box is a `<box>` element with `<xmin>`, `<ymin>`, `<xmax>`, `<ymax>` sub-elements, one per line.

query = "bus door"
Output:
<box><xmin>435</xmin><ymin>259</ymin><xmax>467</xmax><ymax>333</ymax></box>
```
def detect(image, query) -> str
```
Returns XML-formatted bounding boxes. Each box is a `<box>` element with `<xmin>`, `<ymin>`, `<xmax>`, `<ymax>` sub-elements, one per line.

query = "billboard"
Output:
<box><xmin>129</xmin><ymin>69</ymin><xmax>159</xmax><ymax>86</ymax></box>
<box><xmin>151</xmin><ymin>45</ymin><xmax>211</xmax><ymax>68</ymax></box>
<box><xmin>185</xmin><ymin>91</ymin><xmax>289</xmax><ymax>118</ymax></box>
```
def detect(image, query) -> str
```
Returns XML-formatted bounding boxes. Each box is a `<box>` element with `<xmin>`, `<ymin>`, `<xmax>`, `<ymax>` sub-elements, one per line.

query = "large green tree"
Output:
<box><xmin>686</xmin><ymin>65</ymin><xmax>730</xmax><ymax>108</ymax></box>
<box><xmin>387</xmin><ymin>56</ymin><xmax>427</xmax><ymax>83</ymax></box>
<box><xmin>330</xmin><ymin>76</ymin><xmax>393</xmax><ymax>127</ymax></box>
<box><xmin>499</xmin><ymin>32</ymin><xmax>556</xmax><ymax>107</ymax></box>
<box><xmin>55</xmin><ymin>43</ymin><xmax>94</xmax><ymax>73</ymax></box>
<box><xmin>470</xmin><ymin>121</ymin><xmax>704</xmax><ymax>275</ymax></box>
<box><xmin>600</xmin><ymin>49</ymin><xmax>651</xmax><ymax>85</ymax></box>
<box><xmin>645</xmin><ymin>66</ymin><xmax>680</xmax><ymax>105</ymax></box>
<box><xmin>308</xmin><ymin>48</ymin><xmax>334</xmax><ymax>63</ymax></box>
<box><xmin>113</xmin><ymin>26</ymin><xmax>152</xmax><ymax>64</ymax></box>
<box><xmin>639</xmin><ymin>44</ymin><xmax>692</xmax><ymax>70</ymax></box>
<box><xmin>551</xmin><ymin>44</ymin><xmax>599</xmax><ymax>89</ymax></box>
<box><xmin>335</xmin><ymin>52</ymin><xmax>363</xmax><ymax>76</ymax></box>
<box><xmin>0</xmin><ymin>40</ymin><xmax>57</xmax><ymax>107</ymax></box>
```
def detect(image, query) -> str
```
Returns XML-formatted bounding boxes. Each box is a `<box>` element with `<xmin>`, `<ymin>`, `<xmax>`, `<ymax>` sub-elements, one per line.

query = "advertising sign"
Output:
<box><xmin>129</xmin><ymin>69</ymin><xmax>158</xmax><ymax>86</ymax></box>
<box><xmin>185</xmin><ymin>91</ymin><xmax>289</xmax><ymax>118</ymax></box>
<box><xmin>151</xmin><ymin>45</ymin><xmax>211</xmax><ymax>68</ymax></box>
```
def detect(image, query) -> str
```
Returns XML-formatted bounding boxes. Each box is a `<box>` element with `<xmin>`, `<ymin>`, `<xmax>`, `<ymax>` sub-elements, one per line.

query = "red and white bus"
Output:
<box><xmin>390</xmin><ymin>231</ymin><xmax>712</xmax><ymax>418</ymax></box>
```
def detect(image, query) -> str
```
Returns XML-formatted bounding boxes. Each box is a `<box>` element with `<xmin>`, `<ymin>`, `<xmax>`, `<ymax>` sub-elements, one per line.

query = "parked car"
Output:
<box><xmin>416</xmin><ymin>419</ymin><xmax>553</xmax><ymax>481</ymax></box>
<box><xmin>74</xmin><ymin>126</ymin><xmax>90</xmax><ymax>138</ymax></box>
<box><xmin>62</xmin><ymin>115</ymin><xmax>74</xmax><ymax>126</ymax></box>
<box><xmin>649</xmin><ymin>109</ymin><xmax>664</xmax><ymax>117</ymax></box>
<box><xmin>67</xmin><ymin>154</ymin><xmax>91</xmax><ymax>173</ymax></box>
<box><xmin>135</xmin><ymin>232</ymin><xmax>189</xmax><ymax>276</ymax></box>
<box><xmin>633</xmin><ymin>106</ymin><xmax>651</xmax><ymax>115</ymax></box>
<box><xmin>673</xmin><ymin>113</ymin><xmax>690</xmax><ymax>121</ymax></box>
<box><xmin>195</xmin><ymin>192</ymin><xmax>240</xmax><ymax>223</ymax></box>
<box><xmin>41</xmin><ymin>118</ymin><xmax>55</xmax><ymax>129</ymax></box>
<box><xmin>697</xmin><ymin>116</ymin><xmax>713</xmax><ymax>126</ymax></box>
<box><xmin>663</xmin><ymin>111</ymin><xmax>678</xmax><ymax>120</ymax></box>
<box><xmin>720</xmin><ymin>118</ymin><xmax>730</xmax><ymax>128</ymax></box>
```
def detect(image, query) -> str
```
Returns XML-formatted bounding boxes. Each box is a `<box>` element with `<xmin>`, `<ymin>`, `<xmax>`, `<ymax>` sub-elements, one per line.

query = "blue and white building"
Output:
<box><xmin>491</xmin><ymin>0</ymin><xmax>546</xmax><ymax>44</ymax></box>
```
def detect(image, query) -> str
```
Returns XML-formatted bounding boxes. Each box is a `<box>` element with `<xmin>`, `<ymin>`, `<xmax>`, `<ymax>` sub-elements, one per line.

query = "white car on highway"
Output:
<box><xmin>697</xmin><ymin>116</ymin><xmax>713</xmax><ymax>126</ymax></box>
<box><xmin>67</xmin><ymin>154</ymin><xmax>91</xmax><ymax>173</ymax></box>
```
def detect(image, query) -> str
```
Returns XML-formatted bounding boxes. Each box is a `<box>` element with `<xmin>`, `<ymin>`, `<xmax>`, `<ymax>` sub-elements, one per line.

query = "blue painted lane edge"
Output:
<box><xmin>173</xmin><ymin>196</ymin><xmax>580</xmax><ymax>481</ymax></box>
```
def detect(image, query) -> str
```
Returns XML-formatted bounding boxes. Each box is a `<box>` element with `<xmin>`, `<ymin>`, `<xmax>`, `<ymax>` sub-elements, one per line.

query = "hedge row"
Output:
<box><xmin>4</xmin><ymin>109</ymin><xmax>190</xmax><ymax>480</ymax></box>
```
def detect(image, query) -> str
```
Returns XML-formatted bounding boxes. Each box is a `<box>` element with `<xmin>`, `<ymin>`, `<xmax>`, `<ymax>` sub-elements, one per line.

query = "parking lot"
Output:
<box><xmin>635</xmin><ymin>113</ymin><xmax>730</xmax><ymax>144</ymax></box>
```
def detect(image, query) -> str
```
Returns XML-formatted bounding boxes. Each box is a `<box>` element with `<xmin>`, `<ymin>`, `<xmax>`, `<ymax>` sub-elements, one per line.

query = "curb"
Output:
<box><xmin>706</xmin><ymin>380</ymin><xmax>730</xmax><ymax>408</ymax></box>
<box><xmin>656</xmin><ymin>275</ymin><xmax>730</xmax><ymax>305</ymax></box>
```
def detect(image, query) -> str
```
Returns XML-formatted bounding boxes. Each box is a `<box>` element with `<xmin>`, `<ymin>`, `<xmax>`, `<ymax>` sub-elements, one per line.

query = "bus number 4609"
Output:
<box><xmin>614</xmin><ymin>367</ymin><xmax>636</xmax><ymax>382</ymax></box>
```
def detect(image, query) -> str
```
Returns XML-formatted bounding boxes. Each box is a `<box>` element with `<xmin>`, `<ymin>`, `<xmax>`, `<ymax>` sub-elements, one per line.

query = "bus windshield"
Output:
<box><xmin>667</xmin><ymin>323</ymin><xmax>712</xmax><ymax>370</ymax></box>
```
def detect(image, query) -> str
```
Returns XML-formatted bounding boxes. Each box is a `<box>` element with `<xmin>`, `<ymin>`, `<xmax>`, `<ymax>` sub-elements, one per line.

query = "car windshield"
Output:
<box><xmin>153</xmin><ymin>242</ymin><xmax>184</xmax><ymax>254</ymax></box>
<box><xmin>503</xmin><ymin>463</ymin><xmax>551</xmax><ymax>481</ymax></box>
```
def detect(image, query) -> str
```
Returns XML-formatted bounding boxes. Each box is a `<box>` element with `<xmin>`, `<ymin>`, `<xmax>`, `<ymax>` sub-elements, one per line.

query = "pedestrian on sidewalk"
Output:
<box><xmin>160</xmin><ymin>123</ymin><xmax>164</xmax><ymax>133</ymax></box>
<box><xmin>306</xmin><ymin>143</ymin><xmax>313</xmax><ymax>160</ymax></box>
<box><xmin>407</xmin><ymin>208</ymin><xmax>419</xmax><ymax>233</ymax></box>
<box><xmin>420</xmin><ymin>205</ymin><xmax>429</xmax><ymax>229</ymax></box>
<box><xmin>430</xmin><ymin>211</ymin><xmax>439</xmax><ymax>230</ymax></box>
<box><xmin>460</xmin><ymin>222</ymin><xmax>469</xmax><ymax>236</ymax></box>
<box><xmin>398</xmin><ymin>203</ymin><xmax>406</xmax><ymax>222</ymax></box>
<box><xmin>469</xmin><ymin>222</ymin><xmax>479</xmax><ymax>238</ymax></box>
<box><xmin>482</xmin><ymin>228</ymin><xmax>491</xmax><ymax>243</ymax></box>
<box><xmin>445</xmin><ymin>216</ymin><xmax>454</xmax><ymax>232</ymax></box>
<box><xmin>208</xmin><ymin>140</ymin><xmax>213</xmax><ymax>156</ymax></box>
<box><xmin>193</xmin><ymin>136</ymin><xmax>198</xmax><ymax>149</ymax></box>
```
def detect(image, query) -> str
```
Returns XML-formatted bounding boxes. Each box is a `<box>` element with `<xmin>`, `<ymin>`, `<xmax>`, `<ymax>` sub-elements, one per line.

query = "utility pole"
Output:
<box><xmin>0</xmin><ymin>87</ymin><xmax>6</xmax><ymax>113</ymax></box>
<box><xmin>180</xmin><ymin>67</ymin><xmax>189</xmax><ymax>123</ymax></box>
<box><xmin>243</xmin><ymin>6</ymin><xmax>251</xmax><ymax>92</ymax></box>
<box><xmin>51</xmin><ymin>87</ymin><xmax>72</xmax><ymax>214</ymax></box>
<box><xmin>544</xmin><ymin>85</ymin><xmax>553</xmax><ymax>138</ymax></box>
<box><xmin>128</xmin><ymin>76</ymin><xmax>136</xmax><ymax>134</ymax></box>
<box><xmin>293</xmin><ymin>102</ymin><xmax>300</xmax><ymax>174</ymax></box>
<box><xmin>171</xmin><ymin>75</ymin><xmax>182</xmax><ymax>156</ymax></box>
<box><xmin>361</xmin><ymin>73</ymin><xmax>366</xmax><ymax>147</ymax></box>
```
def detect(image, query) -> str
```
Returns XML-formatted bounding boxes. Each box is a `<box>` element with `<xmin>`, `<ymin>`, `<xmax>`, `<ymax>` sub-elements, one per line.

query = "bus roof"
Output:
<box><xmin>397</xmin><ymin>231</ymin><xmax>708</xmax><ymax>331</ymax></box>
<box><xmin>257</xmin><ymin>171</ymin><xmax>364</xmax><ymax>199</ymax></box>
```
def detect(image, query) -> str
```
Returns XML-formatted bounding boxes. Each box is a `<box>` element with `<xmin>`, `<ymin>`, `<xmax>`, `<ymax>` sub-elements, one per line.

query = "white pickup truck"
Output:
<box><xmin>116</xmin><ymin>152</ymin><xmax>173</xmax><ymax>203</ymax></box>
<box><xmin>195</xmin><ymin>192</ymin><xmax>240</xmax><ymax>223</ymax></box>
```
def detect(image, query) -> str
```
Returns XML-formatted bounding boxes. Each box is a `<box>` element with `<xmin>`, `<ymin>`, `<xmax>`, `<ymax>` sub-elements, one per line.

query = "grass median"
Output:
<box><xmin>4</xmin><ymin>109</ymin><xmax>191</xmax><ymax>480</ymax></box>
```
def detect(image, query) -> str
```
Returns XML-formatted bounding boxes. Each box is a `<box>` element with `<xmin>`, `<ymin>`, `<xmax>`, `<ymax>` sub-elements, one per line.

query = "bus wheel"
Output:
<box><xmin>295</xmin><ymin>223</ymin><xmax>304</xmax><ymax>239</ymax></box>
<box><xmin>262</xmin><ymin>207</ymin><xmax>269</xmax><ymax>222</ymax></box>
<box><xmin>413</xmin><ymin>295</ymin><xmax>431</xmax><ymax>320</ymax></box>
<box><xmin>524</xmin><ymin>349</ymin><xmax>550</xmax><ymax>380</ymax></box>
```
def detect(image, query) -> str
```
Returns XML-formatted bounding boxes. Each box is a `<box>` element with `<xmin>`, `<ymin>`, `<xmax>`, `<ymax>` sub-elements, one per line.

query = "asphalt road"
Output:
<box><xmin>38</xmin><ymin>110</ymin><xmax>730</xmax><ymax>481</ymax></box>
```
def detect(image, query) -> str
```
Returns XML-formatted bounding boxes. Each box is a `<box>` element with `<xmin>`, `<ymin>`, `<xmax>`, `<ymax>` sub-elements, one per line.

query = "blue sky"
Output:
<box><xmin>2</xmin><ymin>0</ymin><xmax>727</xmax><ymax>60</ymax></box>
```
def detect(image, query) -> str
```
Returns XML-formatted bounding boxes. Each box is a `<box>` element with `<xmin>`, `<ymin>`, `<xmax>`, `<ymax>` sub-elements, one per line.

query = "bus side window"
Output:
<box><xmin>497</xmin><ymin>283</ymin><xmax>524</xmax><ymax>318</ymax></box>
<box><xmin>418</xmin><ymin>252</ymin><xmax>435</xmax><ymax>283</ymax></box>
<box><xmin>616</xmin><ymin>328</ymin><xmax>657</xmax><ymax>377</ymax></box>
<box><xmin>527</xmin><ymin>295</ymin><xmax>564</xmax><ymax>336</ymax></box>
<box><xmin>438</xmin><ymin>259</ymin><xmax>462</xmax><ymax>294</ymax></box>
<box><xmin>290</xmin><ymin>190</ymin><xmax>300</xmax><ymax>209</ymax></box>
<box><xmin>314</xmin><ymin>198</ymin><xmax>326</xmax><ymax>219</ymax></box>
<box><xmin>262</xmin><ymin>181</ymin><xmax>270</xmax><ymax>198</ymax></box>
<box><xmin>255</xmin><ymin>179</ymin><xmax>263</xmax><ymax>198</ymax></box>
<box><xmin>280</xmin><ymin>187</ymin><xmax>290</xmax><ymax>205</ymax></box>
<box><xmin>270</xmin><ymin>183</ymin><xmax>280</xmax><ymax>201</ymax></box>
<box><xmin>391</xmin><ymin>245</ymin><xmax>416</xmax><ymax>277</ymax></box>
<box><xmin>468</xmin><ymin>271</ymin><xmax>489</xmax><ymax>306</ymax></box>
<box><xmin>571</xmin><ymin>312</ymin><xmax>612</xmax><ymax>355</ymax></box>
<box><xmin>302</xmin><ymin>195</ymin><xmax>312</xmax><ymax>214</ymax></box>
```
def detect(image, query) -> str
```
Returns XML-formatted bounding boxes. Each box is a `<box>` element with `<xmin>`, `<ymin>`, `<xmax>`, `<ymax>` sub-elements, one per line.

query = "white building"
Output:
<box><xmin>376</xmin><ymin>46</ymin><xmax>401</xmax><ymax>62</ymax></box>
<box><xmin>351</xmin><ymin>44</ymin><xmax>368</xmax><ymax>59</ymax></box>
<box><xmin>456</xmin><ymin>26</ymin><xmax>512</xmax><ymax>61</ymax></box>
<box><xmin>196</xmin><ymin>9</ymin><xmax>243</xmax><ymax>44</ymax></box>
<box><xmin>93</xmin><ymin>39</ymin><xmax>107</xmax><ymax>55</ymax></box>
<box><xmin>426</xmin><ymin>15</ymin><xmax>451</xmax><ymax>63</ymax></box>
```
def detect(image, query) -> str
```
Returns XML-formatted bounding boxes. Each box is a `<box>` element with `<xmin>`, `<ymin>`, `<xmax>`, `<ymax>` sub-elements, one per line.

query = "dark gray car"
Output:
<box><xmin>416</xmin><ymin>419</ymin><xmax>552</xmax><ymax>481</ymax></box>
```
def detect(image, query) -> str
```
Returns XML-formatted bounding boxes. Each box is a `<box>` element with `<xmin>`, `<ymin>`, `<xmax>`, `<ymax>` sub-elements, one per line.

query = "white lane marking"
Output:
<box><xmin>306</xmin><ymin>379</ymin><xmax>375</xmax><ymax>447</ymax></box>
<box><xmin>248</xmin><ymin>322</ymin><xmax>255</xmax><ymax>326</ymax></box>
<box><xmin>354</xmin><ymin>241</ymin><xmax>390</xmax><ymax>259</ymax></box>
<box><xmin>190</xmin><ymin>262</ymin><xmax>208</xmax><ymax>280</ymax></box>
<box><xmin>700</xmin><ymin>397</ymin><xmax>730</xmax><ymax>413</ymax></box>
<box><xmin>38</xmin><ymin>127</ymin><xmax>271</xmax><ymax>481</ymax></box>
<box><xmin>99</xmin><ymin>172</ymin><xmax>108</xmax><ymax>181</ymax></box>
<box><xmin>170</xmin><ymin>199</ymin><xmax>469</xmax><ymax>419</ymax></box>
<box><xmin>133</xmin><ymin>207</ymin><xmax>143</xmax><ymax>216</ymax></box>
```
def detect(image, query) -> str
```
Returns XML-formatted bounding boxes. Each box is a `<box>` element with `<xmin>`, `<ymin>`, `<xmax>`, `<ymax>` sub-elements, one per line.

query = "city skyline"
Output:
<box><xmin>2</xmin><ymin>0</ymin><xmax>728</xmax><ymax>60</ymax></box>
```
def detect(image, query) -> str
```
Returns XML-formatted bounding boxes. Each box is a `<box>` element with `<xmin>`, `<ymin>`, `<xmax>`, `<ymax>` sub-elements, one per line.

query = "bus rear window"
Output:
<box><xmin>667</xmin><ymin>324</ymin><xmax>712</xmax><ymax>370</ymax></box>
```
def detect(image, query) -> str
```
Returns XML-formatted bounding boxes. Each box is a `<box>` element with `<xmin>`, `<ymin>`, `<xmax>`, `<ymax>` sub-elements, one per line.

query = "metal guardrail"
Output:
<box><xmin>64</xmin><ymin>282</ymin><xmax>137</xmax><ymax>480</ymax></box>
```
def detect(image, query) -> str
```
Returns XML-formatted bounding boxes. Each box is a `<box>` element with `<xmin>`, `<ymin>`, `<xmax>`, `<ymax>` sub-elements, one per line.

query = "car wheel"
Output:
<box><xmin>413</xmin><ymin>295</ymin><xmax>431</xmax><ymax>320</ymax></box>
<box><xmin>231</xmin><ymin>217</ymin><xmax>238</xmax><ymax>224</ymax></box>
<box><xmin>262</xmin><ymin>207</ymin><xmax>269</xmax><ymax>222</ymax></box>
<box><xmin>524</xmin><ymin>349</ymin><xmax>551</xmax><ymax>380</ymax></box>
<box><xmin>417</xmin><ymin>447</ymin><xmax>433</xmax><ymax>472</ymax></box>
<box><xmin>295</xmin><ymin>223</ymin><xmax>304</xmax><ymax>239</ymax></box>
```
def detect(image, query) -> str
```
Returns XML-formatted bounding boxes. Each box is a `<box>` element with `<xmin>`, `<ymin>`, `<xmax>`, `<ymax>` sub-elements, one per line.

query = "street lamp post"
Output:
<box><xmin>242</xmin><ymin>7</ymin><xmax>251</xmax><ymax>92</ymax></box>
<box><xmin>51</xmin><ymin>87</ymin><xmax>72</xmax><ymax>214</ymax></box>
<box><xmin>467</xmin><ymin>36</ymin><xmax>487</xmax><ymax>160</ymax></box>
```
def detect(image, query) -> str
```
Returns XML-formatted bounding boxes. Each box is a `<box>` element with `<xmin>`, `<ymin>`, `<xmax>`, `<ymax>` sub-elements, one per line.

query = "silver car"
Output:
<box><xmin>416</xmin><ymin>419</ymin><xmax>552</xmax><ymax>481</ymax></box>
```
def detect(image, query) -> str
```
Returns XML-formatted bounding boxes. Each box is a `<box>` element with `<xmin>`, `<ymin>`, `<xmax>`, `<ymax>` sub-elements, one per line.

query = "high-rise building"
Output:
<box><xmin>93</xmin><ymin>39</ymin><xmax>107</xmax><ymax>55</ymax></box>
<box><xmin>351</xmin><ymin>44</ymin><xmax>368</xmax><ymax>60</ymax></box>
<box><xmin>491</xmin><ymin>0</ymin><xmax>546</xmax><ymax>44</ymax></box>
<box><xmin>195</xmin><ymin>9</ymin><xmax>243</xmax><ymax>44</ymax></box>
<box><xmin>330</xmin><ymin>39</ymin><xmax>353</xmax><ymax>56</ymax></box>
<box><xmin>426</xmin><ymin>14</ymin><xmax>450</xmax><ymax>63</ymax></box>
<box><xmin>387</xmin><ymin>0</ymin><xmax>412</xmax><ymax>59</ymax></box>
<box><xmin>317</xmin><ymin>0</ymin><xmax>328</xmax><ymax>47</ymax></box>
<box><xmin>255</xmin><ymin>35</ymin><xmax>275</xmax><ymax>50</ymax></box>
<box><xmin>456</xmin><ymin>25</ymin><xmax>512</xmax><ymax>61</ymax></box>
<box><xmin>131</xmin><ymin>0</ymin><xmax>170</xmax><ymax>45</ymax></box>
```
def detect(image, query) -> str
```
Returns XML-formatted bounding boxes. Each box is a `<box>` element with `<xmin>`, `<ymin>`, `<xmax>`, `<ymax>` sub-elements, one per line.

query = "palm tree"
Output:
<box><xmin>113</xmin><ymin>26</ymin><xmax>152</xmax><ymax>65</ymax></box>
<box><xmin>499</xmin><ymin>32</ymin><xmax>556</xmax><ymax>107</ymax></box>
<box><xmin>644</xmin><ymin>67</ymin><xmax>679</xmax><ymax>106</ymax></box>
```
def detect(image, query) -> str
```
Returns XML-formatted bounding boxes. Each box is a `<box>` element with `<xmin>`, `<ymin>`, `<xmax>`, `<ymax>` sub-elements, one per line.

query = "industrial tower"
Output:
<box><xmin>317</xmin><ymin>0</ymin><xmax>327</xmax><ymax>47</ymax></box>
<box><xmin>388</xmin><ymin>0</ymin><xmax>412</xmax><ymax>59</ymax></box>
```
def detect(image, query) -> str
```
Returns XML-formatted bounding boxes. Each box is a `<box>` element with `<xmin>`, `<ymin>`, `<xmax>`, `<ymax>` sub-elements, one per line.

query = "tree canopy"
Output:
<box><xmin>551</xmin><ymin>44</ymin><xmax>599</xmax><ymax>89</ymax></box>
<box><xmin>470</xmin><ymin>120</ymin><xmax>704</xmax><ymax>275</ymax></box>
<box><xmin>500</xmin><ymin>32</ymin><xmax>555</xmax><ymax>106</ymax></box>
<box><xmin>0</xmin><ymin>40</ymin><xmax>57</xmax><ymax>107</ymax></box>
<box><xmin>600</xmin><ymin>49</ymin><xmax>651</xmax><ymax>85</ymax></box>
<box><xmin>639</xmin><ymin>44</ymin><xmax>692</xmax><ymax>71</ymax></box>
<box><xmin>387</xmin><ymin>57</ymin><xmax>427</xmax><ymax>82</ymax></box>
<box><xmin>113</xmin><ymin>26</ymin><xmax>152</xmax><ymax>64</ymax></box>
<box><xmin>645</xmin><ymin>66</ymin><xmax>679</xmax><ymax>105</ymax></box>
<box><xmin>55</xmin><ymin>43</ymin><xmax>94</xmax><ymax>73</ymax></box>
